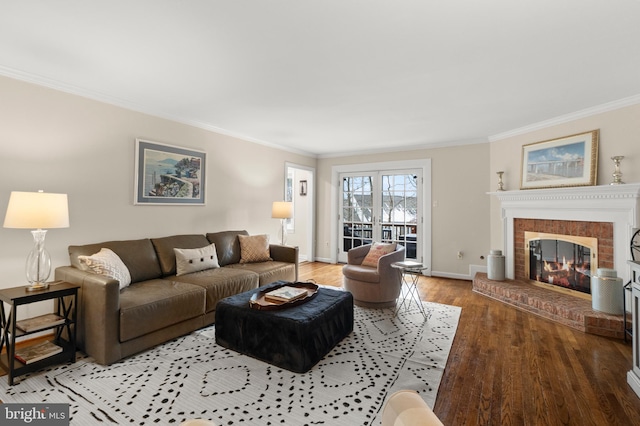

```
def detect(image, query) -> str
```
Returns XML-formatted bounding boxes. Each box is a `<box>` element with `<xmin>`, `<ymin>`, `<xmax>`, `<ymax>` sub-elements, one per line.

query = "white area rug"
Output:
<box><xmin>1</xmin><ymin>301</ymin><xmax>461</xmax><ymax>425</ymax></box>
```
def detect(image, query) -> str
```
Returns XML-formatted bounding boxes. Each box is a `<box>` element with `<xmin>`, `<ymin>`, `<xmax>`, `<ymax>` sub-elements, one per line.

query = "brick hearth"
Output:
<box><xmin>473</xmin><ymin>273</ymin><xmax>626</xmax><ymax>339</ymax></box>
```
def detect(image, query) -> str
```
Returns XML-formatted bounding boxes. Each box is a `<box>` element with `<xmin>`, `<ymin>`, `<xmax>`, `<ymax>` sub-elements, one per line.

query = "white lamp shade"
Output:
<box><xmin>4</xmin><ymin>191</ymin><xmax>70</xmax><ymax>229</ymax></box>
<box><xmin>272</xmin><ymin>201</ymin><xmax>293</xmax><ymax>219</ymax></box>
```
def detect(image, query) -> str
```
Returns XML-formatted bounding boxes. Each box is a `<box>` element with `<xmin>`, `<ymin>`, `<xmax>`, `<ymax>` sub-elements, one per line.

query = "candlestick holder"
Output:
<box><xmin>496</xmin><ymin>171</ymin><xmax>505</xmax><ymax>191</ymax></box>
<box><xmin>610</xmin><ymin>156</ymin><xmax>625</xmax><ymax>185</ymax></box>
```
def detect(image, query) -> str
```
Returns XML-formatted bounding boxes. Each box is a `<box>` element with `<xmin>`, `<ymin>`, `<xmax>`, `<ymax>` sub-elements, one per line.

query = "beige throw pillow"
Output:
<box><xmin>174</xmin><ymin>243</ymin><xmax>220</xmax><ymax>276</ymax></box>
<box><xmin>238</xmin><ymin>234</ymin><xmax>272</xmax><ymax>263</ymax></box>
<box><xmin>78</xmin><ymin>248</ymin><xmax>132</xmax><ymax>290</ymax></box>
<box><xmin>361</xmin><ymin>242</ymin><xmax>396</xmax><ymax>267</ymax></box>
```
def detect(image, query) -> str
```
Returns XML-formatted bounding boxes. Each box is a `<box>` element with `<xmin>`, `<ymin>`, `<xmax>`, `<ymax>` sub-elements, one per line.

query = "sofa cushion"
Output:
<box><xmin>151</xmin><ymin>234</ymin><xmax>212</xmax><ymax>276</ymax></box>
<box><xmin>78</xmin><ymin>248</ymin><xmax>132</xmax><ymax>290</ymax></box>
<box><xmin>361</xmin><ymin>242</ymin><xmax>396</xmax><ymax>267</ymax></box>
<box><xmin>238</xmin><ymin>234</ymin><xmax>272</xmax><ymax>263</ymax></box>
<box><xmin>226</xmin><ymin>261</ymin><xmax>296</xmax><ymax>286</ymax></box>
<box><xmin>174</xmin><ymin>243</ymin><xmax>220</xmax><ymax>276</ymax></box>
<box><xmin>119</xmin><ymin>279</ymin><xmax>206</xmax><ymax>342</ymax></box>
<box><xmin>69</xmin><ymin>239</ymin><xmax>162</xmax><ymax>283</ymax></box>
<box><xmin>206</xmin><ymin>230</ymin><xmax>249</xmax><ymax>266</ymax></box>
<box><xmin>172</xmin><ymin>267</ymin><xmax>259</xmax><ymax>312</ymax></box>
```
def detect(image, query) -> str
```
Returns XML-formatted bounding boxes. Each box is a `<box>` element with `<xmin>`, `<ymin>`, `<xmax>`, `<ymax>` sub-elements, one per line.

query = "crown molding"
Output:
<box><xmin>489</xmin><ymin>94</ymin><xmax>640</xmax><ymax>142</ymax></box>
<box><xmin>317</xmin><ymin>137</ymin><xmax>488</xmax><ymax>159</ymax></box>
<box><xmin>0</xmin><ymin>66</ymin><xmax>316</xmax><ymax>158</ymax></box>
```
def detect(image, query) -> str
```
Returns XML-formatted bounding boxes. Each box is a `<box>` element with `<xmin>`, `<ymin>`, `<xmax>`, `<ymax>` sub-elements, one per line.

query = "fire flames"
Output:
<box><xmin>539</xmin><ymin>256</ymin><xmax>590</xmax><ymax>288</ymax></box>
<box><xmin>543</xmin><ymin>257</ymin><xmax>573</xmax><ymax>272</ymax></box>
<box><xmin>527</xmin><ymin>235</ymin><xmax>594</xmax><ymax>295</ymax></box>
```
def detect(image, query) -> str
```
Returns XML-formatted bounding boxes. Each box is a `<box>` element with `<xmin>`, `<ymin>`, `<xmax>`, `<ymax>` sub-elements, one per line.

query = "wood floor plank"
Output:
<box><xmin>299</xmin><ymin>262</ymin><xmax>640</xmax><ymax>425</ymax></box>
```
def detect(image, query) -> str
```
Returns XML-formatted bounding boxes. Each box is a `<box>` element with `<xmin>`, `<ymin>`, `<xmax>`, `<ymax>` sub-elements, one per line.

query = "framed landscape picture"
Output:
<box><xmin>134</xmin><ymin>139</ymin><xmax>206</xmax><ymax>205</ymax></box>
<box><xmin>520</xmin><ymin>130</ymin><xmax>599</xmax><ymax>190</ymax></box>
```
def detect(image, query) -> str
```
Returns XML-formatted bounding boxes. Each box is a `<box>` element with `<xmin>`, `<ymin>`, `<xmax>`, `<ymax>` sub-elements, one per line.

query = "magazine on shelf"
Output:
<box><xmin>264</xmin><ymin>286</ymin><xmax>308</xmax><ymax>303</ymax></box>
<box><xmin>14</xmin><ymin>341</ymin><xmax>63</xmax><ymax>364</ymax></box>
<box><xmin>16</xmin><ymin>313</ymin><xmax>65</xmax><ymax>333</ymax></box>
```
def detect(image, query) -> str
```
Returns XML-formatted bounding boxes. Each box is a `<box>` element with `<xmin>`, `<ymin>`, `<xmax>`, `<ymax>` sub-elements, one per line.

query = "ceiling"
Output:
<box><xmin>1</xmin><ymin>0</ymin><xmax>639</xmax><ymax>157</ymax></box>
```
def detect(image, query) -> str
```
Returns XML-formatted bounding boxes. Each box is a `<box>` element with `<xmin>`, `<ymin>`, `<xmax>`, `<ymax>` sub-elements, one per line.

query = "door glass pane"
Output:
<box><xmin>382</xmin><ymin>173</ymin><xmax>418</xmax><ymax>259</ymax></box>
<box><xmin>342</xmin><ymin>176</ymin><xmax>374</xmax><ymax>252</ymax></box>
<box><xmin>340</xmin><ymin>170</ymin><xmax>421</xmax><ymax>262</ymax></box>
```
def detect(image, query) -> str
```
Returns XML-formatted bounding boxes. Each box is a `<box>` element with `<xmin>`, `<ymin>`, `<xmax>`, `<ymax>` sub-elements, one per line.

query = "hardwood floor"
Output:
<box><xmin>299</xmin><ymin>261</ymin><xmax>640</xmax><ymax>426</ymax></box>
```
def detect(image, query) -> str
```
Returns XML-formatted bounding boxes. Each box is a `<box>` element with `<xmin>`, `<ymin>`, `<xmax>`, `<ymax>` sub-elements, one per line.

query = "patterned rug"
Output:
<box><xmin>1</xmin><ymin>301</ymin><xmax>461</xmax><ymax>425</ymax></box>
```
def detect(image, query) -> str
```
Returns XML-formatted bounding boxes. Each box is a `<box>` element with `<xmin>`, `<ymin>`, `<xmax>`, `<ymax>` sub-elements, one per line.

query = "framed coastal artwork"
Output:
<box><xmin>134</xmin><ymin>139</ymin><xmax>206</xmax><ymax>205</ymax></box>
<box><xmin>520</xmin><ymin>130</ymin><xmax>599</xmax><ymax>190</ymax></box>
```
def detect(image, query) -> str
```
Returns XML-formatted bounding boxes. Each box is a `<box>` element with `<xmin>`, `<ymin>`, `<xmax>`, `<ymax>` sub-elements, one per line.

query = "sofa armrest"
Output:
<box><xmin>347</xmin><ymin>244</ymin><xmax>371</xmax><ymax>265</ymax></box>
<box><xmin>55</xmin><ymin>266</ymin><xmax>122</xmax><ymax>365</ymax></box>
<box><xmin>269</xmin><ymin>244</ymin><xmax>299</xmax><ymax>281</ymax></box>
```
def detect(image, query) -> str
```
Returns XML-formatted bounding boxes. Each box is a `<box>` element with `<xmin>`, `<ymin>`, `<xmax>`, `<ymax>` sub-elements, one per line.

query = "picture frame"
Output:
<box><xmin>520</xmin><ymin>130</ymin><xmax>599</xmax><ymax>190</ymax></box>
<box><xmin>300</xmin><ymin>180</ymin><xmax>308</xmax><ymax>196</ymax></box>
<box><xmin>134</xmin><ymin>139</ymin><xmax>206</xmax><ymax>205</ymax></box>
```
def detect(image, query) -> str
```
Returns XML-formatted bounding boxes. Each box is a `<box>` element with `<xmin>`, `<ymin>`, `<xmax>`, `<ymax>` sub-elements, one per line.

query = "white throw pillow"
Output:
<box><xmin>174</xmin><ymin>243</ymin><xmax>220</xmax><ymax>276</ymax></box>
<box><xmin>78</xmin><ymin>248</ymin><xmax>132</xmax><ymax>290</ymax></box>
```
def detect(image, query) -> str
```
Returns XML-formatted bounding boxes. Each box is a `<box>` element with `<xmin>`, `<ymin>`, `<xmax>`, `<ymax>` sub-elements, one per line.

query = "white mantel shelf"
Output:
<box><xmin>490</xmin><ymin>182</ymin><xmax>640</xmax><ymax>283</ymax></box>
<box><xmin>489</xmin><ymin>182</ymin><xmax>640</xmax><ymax>203</ymax></box>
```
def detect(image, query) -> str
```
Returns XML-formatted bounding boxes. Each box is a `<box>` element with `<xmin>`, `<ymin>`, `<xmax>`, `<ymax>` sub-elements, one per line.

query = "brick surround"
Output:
<box><xmin>514</xmin><ymin>218</ymin><xmax>613</xmax><ymax>282</ymax></box>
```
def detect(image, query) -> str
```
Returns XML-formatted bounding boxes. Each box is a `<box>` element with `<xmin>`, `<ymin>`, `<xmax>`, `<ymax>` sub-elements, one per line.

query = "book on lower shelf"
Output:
<box><xmin>16</xmin><ymin>313</ymin><xmax>65</xmax><ymax>333</ymax></box>
<box><xmin>14</xmin><ymin>341</ymin><xmax>63</xmax><ymax>364</ymax></box>
<box><xmin>265</xmin><ymin>286</ymin><xmax>308</xmax><ymax>303</ymax></box>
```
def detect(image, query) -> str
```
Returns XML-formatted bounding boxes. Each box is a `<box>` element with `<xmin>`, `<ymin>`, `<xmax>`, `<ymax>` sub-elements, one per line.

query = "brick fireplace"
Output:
<box><xmin>473</xmin><ymin>183</ymin><xmax>640</xmax><ymax>338</ymax></box>
<box><xmin>515</xmin><ymin>218</ymin><xmax>613</xmax><ymax>283</ymax></box>
<box><xmin>497</xmin><ymin>184</ymin><xmax>640</xmax><ymax>283</ymax></box>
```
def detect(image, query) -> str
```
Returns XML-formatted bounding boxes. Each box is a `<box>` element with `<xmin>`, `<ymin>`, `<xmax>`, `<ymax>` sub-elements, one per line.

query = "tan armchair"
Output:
<box><xmin>342</xmin><ymin>243</ymin><xmax>405</xmax><ymax>308</ymax></box>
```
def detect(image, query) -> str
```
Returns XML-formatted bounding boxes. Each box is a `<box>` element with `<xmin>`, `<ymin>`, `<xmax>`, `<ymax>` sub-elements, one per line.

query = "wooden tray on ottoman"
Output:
<box><xmin>249</xmin><ymin>282</ymin><xmax>318</xmax><ymax>310</ymax></box>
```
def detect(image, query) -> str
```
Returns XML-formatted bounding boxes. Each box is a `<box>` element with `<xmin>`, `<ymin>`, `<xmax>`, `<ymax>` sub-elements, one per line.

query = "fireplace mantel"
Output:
<box><xmin>490</xmin><ymin>183</ymin><xmax>640</xmax><ymax>283</ymax></box>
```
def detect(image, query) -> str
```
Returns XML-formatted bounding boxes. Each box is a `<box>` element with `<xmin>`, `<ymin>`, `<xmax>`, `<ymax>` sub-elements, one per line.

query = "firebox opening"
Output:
<box><xmin>524</xmin><ymin>232</ymin><xmax>598</xmax><ymax>300</ymax></box>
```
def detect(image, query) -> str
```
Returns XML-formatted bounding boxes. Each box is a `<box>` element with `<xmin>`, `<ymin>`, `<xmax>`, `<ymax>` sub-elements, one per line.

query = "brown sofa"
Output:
<box><xmin>54</xmin><ymin>230</ymin><xmax>298</xmax><ymax>365</ymax></box>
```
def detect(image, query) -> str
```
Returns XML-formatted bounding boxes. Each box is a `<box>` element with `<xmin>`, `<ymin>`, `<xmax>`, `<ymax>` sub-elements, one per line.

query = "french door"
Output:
<box><xmin>339</xmin><ymin>169</ymin><xmax>422</xmax><ymax>263</ymax></box>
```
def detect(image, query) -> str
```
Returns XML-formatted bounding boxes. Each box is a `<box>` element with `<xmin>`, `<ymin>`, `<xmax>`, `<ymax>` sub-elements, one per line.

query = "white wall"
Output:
<box><xmin>3</xmin><ymin>72</ymin><xmax>637</xmax><ymax>302</ymax></box>
<box><xmin>285</xmin><ymin>168</ymin><xmax>313</xmax><ymax>261</ymax></box>
<box><xmin>0</xmin><ymin>75</ymin><xmax>314</xmax><ymax>316</ymax></box>
<box><xmin>489</xmin><ymin>102</ymin><xmax>640</xmax><ymax>250</ymax></box>
<box><xmin>315</xmin><ymin>143</ymin><xmax>491</xmax><ymax>278</ymax></box>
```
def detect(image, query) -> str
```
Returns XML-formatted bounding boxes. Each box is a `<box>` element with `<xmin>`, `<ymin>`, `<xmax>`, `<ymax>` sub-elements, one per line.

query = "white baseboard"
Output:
<box><xmin>313</xmin><ymin>257</ymin><xmax>335</xmax><ymax>264</ymax></box>
<box><xmin>627</xmin><ymin>370</ymin><xmax>640</xmax><ymax>399</ymax></box>
<box><xmin>431</xmin><ymin>265</ymin><xmax>486</xmax><ymax>281</ymax></box>
<box><xmin>431</xmin><ymin>271</ymin><xmax>471</xmax><ymax>281</ymax></box>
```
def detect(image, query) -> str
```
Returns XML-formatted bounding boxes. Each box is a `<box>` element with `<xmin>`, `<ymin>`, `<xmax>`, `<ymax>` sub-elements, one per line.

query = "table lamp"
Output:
<box><xmin>271</xmin><ymin>201</ymin><xmax>292</xmax><ymax>245</ymax></box>
<box><xmin>3</xmin><ymin>190</ymin><xmax>70</xmax><ymax>291</ymax></box>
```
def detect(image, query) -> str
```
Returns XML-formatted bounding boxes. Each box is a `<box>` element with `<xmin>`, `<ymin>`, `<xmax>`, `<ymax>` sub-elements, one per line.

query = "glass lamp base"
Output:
<box><xmin>26</xmin><ymin>282</ymin><xmax>49</xmax><ymax>292</ymax></box>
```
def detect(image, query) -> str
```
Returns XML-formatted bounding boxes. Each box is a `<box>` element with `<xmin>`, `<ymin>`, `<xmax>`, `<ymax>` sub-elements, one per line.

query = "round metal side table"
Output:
<box><xmin>391</xmin><ymin>261</ymin><xmax>429</xmax><ymax>319</ymax></box>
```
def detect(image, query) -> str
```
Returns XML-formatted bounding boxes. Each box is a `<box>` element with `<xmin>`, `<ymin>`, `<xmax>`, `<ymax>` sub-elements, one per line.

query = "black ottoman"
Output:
<box><xmin>215</xmin><ymin>281</ymin><xmax>354</xmax><ymax>373</ymax></box>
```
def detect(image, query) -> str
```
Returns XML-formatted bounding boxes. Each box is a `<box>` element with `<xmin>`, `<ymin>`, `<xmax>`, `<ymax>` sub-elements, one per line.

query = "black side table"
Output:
<box><xmin>0</xmin><ymin>281</ymin><xmax>79</xmax><ymax>385</ymax></box>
